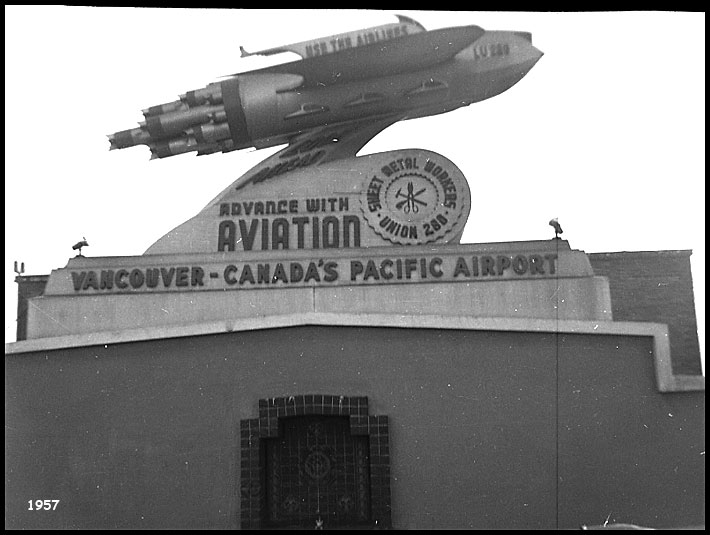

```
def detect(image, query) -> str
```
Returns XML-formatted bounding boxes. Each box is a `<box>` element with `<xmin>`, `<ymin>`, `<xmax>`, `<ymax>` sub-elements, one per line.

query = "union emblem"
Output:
<box><xmin>360</xmin><ymin>151</ymin><xmax>469</xmax><ymax>245</ymax></box>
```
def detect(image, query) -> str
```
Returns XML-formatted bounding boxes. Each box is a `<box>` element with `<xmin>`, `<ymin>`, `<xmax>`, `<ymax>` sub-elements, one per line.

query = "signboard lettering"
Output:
<box><xmin>67</xmin><ymin>253</ymin><xmax>558</xmax><ymax>293</ymax></box>
<box><xmin>304</xmin><ymin>24</ymin><xmax>411</xmax><ymax>58</ymax></box>
<box><xmin>361</xmin><ymin>157</ymin><xmax>465</xmax><ymax>245</ymax></box>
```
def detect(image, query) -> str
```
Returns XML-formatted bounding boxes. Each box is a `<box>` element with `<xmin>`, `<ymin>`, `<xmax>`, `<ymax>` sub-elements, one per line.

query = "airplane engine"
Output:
<box><xmin>236</xmin><ymin>73</ymin><xmax>304</xmax><ymax>146</ymax></box>
<box><xmin>108</xmin><ymin>73</ymin><xmax>305</xmax><ymax>159</ymax></box>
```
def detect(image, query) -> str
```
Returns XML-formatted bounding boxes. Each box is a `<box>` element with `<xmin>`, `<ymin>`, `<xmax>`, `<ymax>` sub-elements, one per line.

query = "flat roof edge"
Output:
<box><xmin>5</xmin><ymin>313</ymin><xmax>703</xmax><ymax>393</ymax></box>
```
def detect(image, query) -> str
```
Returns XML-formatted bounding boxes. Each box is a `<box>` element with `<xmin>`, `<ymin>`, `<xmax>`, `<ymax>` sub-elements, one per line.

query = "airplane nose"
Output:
<box><xmin>531</xmin><ymin>45</ymin><xmax>544</xmax><ymax>63</ymax></box>
<box><xmin>506</xmin><ymin>30</ymin><xmax>543</xmax><ymax>64</ymax></box>
<box><xmin>520</xmin><ymin>46</ymin><xmax>544</xmax><ymax>76</ymax></box>
<box><xmin>520</xmin><ymin>40</ymin><xmax>543</xmax><ymax>69</ymax></box>
<box><xmin>521</xmin><ymin>35</ymin><xmax>543</xmax><ymax>62</ymax></box>
<box><xmin>512</xmin><ymin>32</ymin><xmax>543</xmax><ymax>62</ymax></box>
<box><xmin>468</xmin><ymin>30</ymin><xmax>544</xmax><ymax>100</ymax></box>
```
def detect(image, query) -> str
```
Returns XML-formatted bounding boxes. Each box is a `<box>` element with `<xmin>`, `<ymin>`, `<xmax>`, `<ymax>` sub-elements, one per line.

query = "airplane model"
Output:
<box><xmin>108</xmin><ymin>15</ymin><xmax>543</xmax><ymax>162</ymax></box>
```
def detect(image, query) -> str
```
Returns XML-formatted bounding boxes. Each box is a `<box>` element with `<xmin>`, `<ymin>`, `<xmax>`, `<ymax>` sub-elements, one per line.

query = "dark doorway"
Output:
<box><xmin>264</xmin><ymin>416</ymin><xmax>372</xmax><ymax>529</ymax></box>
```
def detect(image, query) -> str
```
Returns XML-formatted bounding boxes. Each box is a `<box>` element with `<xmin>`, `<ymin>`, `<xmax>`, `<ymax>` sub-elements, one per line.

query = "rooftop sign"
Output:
<box><xmin>144</xmin><ymin>150</ymin><xmax>470</xmax><ymax>255</ymax></box>
<box><xmin>45</xmin><ymin>241</ymin><xmax>592</xmax><ymax>297</ymax></box>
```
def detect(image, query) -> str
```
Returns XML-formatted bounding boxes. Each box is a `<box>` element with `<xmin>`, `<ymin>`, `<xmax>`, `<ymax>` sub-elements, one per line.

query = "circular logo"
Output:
<box><xmin>304</xmin><ymin>450</ymin><xmax>331</xmax><ymax>480</ymax></box>
<box><xmin>360</xmin><ymin>151</ymin><xmax>469</xmax><ymax>245</ymax></box>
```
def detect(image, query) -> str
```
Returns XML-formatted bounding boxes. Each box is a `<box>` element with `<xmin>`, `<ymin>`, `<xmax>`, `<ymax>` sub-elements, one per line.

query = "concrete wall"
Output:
<box><xmin>24</xmin><ymin>277</ymin><xmax>612</xmax><ymax>339</ymax></box>
<box><xmin>5</xmin><ymin>326</ymin><xmax>704</xmax><ymax>529</ymax></box>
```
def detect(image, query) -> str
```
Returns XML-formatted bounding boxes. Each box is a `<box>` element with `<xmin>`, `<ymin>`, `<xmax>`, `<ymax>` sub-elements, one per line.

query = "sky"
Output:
<box><xmin>4</xmin><ymin>7</ymin><xmax>705</xmax><ymax>371</ymax></box>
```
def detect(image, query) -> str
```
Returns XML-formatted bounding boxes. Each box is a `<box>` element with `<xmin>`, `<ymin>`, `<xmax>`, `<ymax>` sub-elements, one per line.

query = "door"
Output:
<box><xmin>264</xmin><ymin>415</ymin><xmax>371</xmax><ymax>529</ymax></box>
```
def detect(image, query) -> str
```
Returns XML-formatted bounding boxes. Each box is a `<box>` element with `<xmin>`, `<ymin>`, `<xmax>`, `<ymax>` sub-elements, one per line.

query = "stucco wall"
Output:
<box><xmin>5</xmin><ymin>326</ymin><xmax>704</xmax><ymax>529</ymax></box>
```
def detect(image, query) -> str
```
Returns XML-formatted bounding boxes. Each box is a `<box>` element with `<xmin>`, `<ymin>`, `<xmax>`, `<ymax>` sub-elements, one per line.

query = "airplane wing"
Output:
<box><xmin>235</xmin><ymin>24</ymin><xmax>485</xmax><ymax>89</ymax></box>
<box><xmin>239</xmin><ymin>15</ymin><xmax>426</xmax><ymax>59</ymax></box>
<box><xmin>203</xmin><ymin>113</ymin><xmax>404</xmax><ymax>204</ymax></box>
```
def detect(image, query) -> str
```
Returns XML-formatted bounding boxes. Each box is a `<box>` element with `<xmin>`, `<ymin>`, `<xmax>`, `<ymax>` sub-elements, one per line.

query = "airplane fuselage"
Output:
<box><xmin>249</xmin><ymin>31</ymin><xmax>543</xmax><ymax>148</ymax></box>
<box><xmin>109</xmin><ymin>24</ymin><xmax>542</xmax><ymax>160</ymax></box>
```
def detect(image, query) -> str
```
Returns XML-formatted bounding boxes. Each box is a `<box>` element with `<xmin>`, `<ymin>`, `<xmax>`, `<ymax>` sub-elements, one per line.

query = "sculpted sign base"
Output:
<box><xmin>145</xmin><ymin>149</ymin><xmax>470</xmax><ymax>255</ymax></box>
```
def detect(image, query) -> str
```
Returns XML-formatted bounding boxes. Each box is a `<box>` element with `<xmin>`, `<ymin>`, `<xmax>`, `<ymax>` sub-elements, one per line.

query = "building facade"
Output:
<box><xmin>5</xmin><ymin>242</ymin><xmax>705</xmax><ymax>529</ymax></box>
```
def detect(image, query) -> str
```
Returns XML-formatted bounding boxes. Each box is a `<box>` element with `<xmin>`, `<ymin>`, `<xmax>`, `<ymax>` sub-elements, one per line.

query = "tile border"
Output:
<box><xmin>240</xmin><ymin>395</ymin><xmax>391</xmax><ymax>530</ymax></box>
